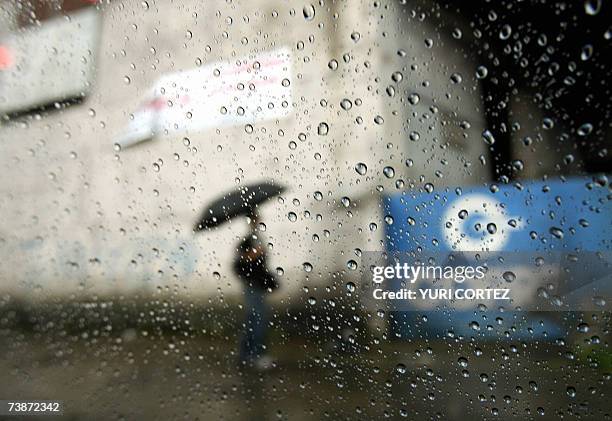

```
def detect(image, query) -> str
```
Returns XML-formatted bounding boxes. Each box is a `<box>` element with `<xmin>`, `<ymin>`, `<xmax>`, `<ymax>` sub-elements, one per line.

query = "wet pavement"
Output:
<box><xmin>1</xmin><ymin>327</ymin><xmax>610</xmax><ymax>420</ymax></box>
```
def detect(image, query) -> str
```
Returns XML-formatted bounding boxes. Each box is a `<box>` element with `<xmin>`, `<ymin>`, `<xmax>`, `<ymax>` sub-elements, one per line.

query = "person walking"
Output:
<box><xmin>233</xmin><ymin>212</ymin><xmax>278</xmax><ymax>368</ymax></box>
<box><xmin>193</xmin><ymin>182</ymin><xmax>284</xmax><ymax>368</ymax></box>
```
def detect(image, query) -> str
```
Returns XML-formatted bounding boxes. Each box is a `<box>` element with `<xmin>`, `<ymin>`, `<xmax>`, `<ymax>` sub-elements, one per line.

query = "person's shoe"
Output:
<box><xmin>253</xmin><ymin>354</ymin><xmax>275</xmax><ymax>371</ymax></box>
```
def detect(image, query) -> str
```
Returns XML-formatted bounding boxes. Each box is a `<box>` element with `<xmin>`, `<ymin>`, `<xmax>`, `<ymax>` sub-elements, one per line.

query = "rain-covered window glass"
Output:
<box><xmin>0</xmin><ymin>0</ymin><xmax>610</xmax><ymax>419</ymax></box>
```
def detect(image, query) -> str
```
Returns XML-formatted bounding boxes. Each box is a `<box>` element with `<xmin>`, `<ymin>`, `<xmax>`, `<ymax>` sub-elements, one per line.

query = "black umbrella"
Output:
<box><xmin>194</xmin><ymin>181</ymin><xmax>285</xmax><ymax>231</ymax></box>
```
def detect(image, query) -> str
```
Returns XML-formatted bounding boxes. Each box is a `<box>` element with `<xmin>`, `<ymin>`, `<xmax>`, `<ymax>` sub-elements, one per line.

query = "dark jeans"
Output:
<box><xmin>240</xmin><ymin>286</ymin><xmax>267</xmax><ymax>363</ymax></box>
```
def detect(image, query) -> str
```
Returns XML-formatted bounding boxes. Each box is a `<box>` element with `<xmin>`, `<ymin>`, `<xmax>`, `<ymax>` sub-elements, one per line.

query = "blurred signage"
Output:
<box><xmin>0</xmin><ymin>8</ymin><xmax>101</xmax><ymax>114</ymax></box>
<box><xmin>384</xmin><ymin>177</ymin><xmax>611</xmax><ymax>253</ymax></box>
<box><xmin>382</xmin><ymin>177</ymin><xmax>611</xmax><ymax>339</ymax></box>
<box><xmin>115</xmin><ymin>47</ymin><xmax>293</xmax><ymax>148</ymax></box>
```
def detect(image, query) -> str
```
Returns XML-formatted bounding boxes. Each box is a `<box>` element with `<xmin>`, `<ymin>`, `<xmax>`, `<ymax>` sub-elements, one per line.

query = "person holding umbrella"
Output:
<box><xmin>233</xmin><ymin>211</ymin><xmax>278</xmax><ymax>367</ymax></box>
<box><xmin>194</xmin><ymin>182</ymin><xmax>283</xmax><ymax>369</ymax></box>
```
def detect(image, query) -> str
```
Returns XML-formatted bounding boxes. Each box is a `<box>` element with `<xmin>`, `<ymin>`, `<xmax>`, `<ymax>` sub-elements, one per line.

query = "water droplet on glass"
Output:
<box><xmin>383</xmin><ymin>166</ymin><xmax>395</xmax><ymax>178</ymax></box>
<box><xmin>512</xmin><ymin>160</ymin><xmax>524</xmax><ymax>172</ymax></box>
<box><xmin>475</xmin><ymin>65</ymin><xmax>488</xmax><ymax>79</ymax></box>
<box><xmin>542</xmin><ymin>117</ymin><xmax>555</xmax><ymax>129</ymax></box>
<box><xmin>303</xmin><ymin>4</ymin><xmax>316</xmax><ymax>21</ymax></box>
<box><xmin>503</xmin><ymin>271</ymin><xmax>516</xmax><ymax>283</ymax></box>
<box><xmin>581</xmin><ymin>44</ymin><xmax>594</xmax><ymax>61</ymax></box>
<box><xmin>499</xmin><ymin>24</ymin><xmax>512</xmax><ymax>40</ymax></box>
<box><xmin>317</xmin><ymin>122</ymin><xmax>329</xmax><ymax>136</ymax></box>
<box><xmin>585</xmin><ymin>0</ymin><xmax>601</xmax><ymax>15</ymax></box>
<box><xmin>396</xmin><ymin>363</ymin><xmax>407</xmax><ymax>374</ymax></box>
<box><xmin>486</xmin><ymin>223</ymin><xmax>497</xmax><ymax>235</ymax></box>
<box><xmin>355</xmin><ymin>162</ymin><xmax>368</xmax><ymax>175</ymax></box>
<box><xmin>549</xmin><ymin>226</ymin><xmax>564</xmax><ymax>239</ymax></box>
<box><xmin>577</xmin><ymin>122</ymin><xmax>593</xmax><ymax>136</ymax></box>
<box><xmin>340</xmin><ymin>98</ymin><xmax>353</xmax><ymax>110</ymax></box>
<box><xmin>482</xmin><ymin>130</ymin><xmax>495</xmax><ymax>145</ymax></box>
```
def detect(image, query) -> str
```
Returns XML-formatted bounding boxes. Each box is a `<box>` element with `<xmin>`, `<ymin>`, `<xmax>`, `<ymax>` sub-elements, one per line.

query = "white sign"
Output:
<box><xmin>116</xmin><ymin>47</ymin><xmax>293</xmax><ymax>147</ymax></box>
<box><xmin>0</xmin><ymin>9</ymin><xmax>101</xmax><ymax>114</ymax></box>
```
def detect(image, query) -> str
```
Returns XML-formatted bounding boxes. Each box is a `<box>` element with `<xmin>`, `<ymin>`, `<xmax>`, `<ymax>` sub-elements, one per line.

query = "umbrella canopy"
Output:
<box><xmin>194</xmin><ymin>182</ymin><xmax>285</xmax><ymax>231</ymax></box>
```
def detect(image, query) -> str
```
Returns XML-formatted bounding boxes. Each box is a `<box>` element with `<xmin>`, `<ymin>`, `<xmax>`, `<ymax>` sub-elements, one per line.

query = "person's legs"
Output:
<box><xmin>240</xmin><ymin>285</ymin><xmax>267</xmax><ymax>363</ymax></box>
<box><xmin>251</xmin><ymin>288</ymin><xmax>267</xmax><ymax>357</ymax></box>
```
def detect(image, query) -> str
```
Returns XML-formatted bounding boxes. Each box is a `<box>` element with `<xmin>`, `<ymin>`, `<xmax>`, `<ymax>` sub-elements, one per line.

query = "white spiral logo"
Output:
<box><xmin>442</xmin><ymin>194</ymin><xmax>521</xmax><ymax>251</ymax></box>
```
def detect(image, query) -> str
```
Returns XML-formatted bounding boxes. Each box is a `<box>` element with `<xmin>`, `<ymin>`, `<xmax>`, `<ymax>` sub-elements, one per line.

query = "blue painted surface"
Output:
<box><xmin>383</xmin><ymin>177</ymin><xmax>611</xmax><ymax>341</ymax></box>
<box><xmin>384</xmin><ymin>178</ymin><xmax>611</xmax><ymax>253</ymax></box>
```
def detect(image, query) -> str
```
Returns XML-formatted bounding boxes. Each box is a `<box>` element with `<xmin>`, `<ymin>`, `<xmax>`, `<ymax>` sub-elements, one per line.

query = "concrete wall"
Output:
<box><xmin>0</xmin><ymin>0</ymin><xmax>490</xmax><ymax>303</ymax></box>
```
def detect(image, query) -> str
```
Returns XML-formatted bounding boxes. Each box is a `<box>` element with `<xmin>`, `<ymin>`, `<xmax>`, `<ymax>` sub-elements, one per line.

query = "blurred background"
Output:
<box><xmin>0</xmin><ymin>0</ymin><xmax>610</xmax><ymax>419</ymax></box>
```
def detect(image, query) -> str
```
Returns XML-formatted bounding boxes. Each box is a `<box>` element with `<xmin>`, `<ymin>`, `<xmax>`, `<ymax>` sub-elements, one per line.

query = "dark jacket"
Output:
<box><xmin>233</xmin><ymin>236</ymin><xmax>279</xmax><ymax>291</ymax></box>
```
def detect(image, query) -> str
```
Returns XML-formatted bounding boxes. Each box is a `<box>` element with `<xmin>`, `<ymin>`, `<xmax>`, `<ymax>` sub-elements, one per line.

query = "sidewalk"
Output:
<box><xmin>1</xmin><ymin>328</ymin><xmax>608</xmax><ymax>420</ymax></box>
